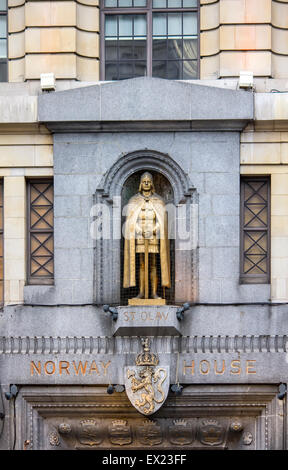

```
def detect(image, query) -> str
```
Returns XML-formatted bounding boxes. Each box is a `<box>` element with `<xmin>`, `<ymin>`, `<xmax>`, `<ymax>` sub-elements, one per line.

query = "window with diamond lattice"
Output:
<box><xmin>240</xmin><ymin>177</ymin><xmax>270</xmax><ymax>284</ymax></box>
<box><xmin>28</xmin><ymin>181</ymin><xmax>54</xmax><ymax>284</ymax></box>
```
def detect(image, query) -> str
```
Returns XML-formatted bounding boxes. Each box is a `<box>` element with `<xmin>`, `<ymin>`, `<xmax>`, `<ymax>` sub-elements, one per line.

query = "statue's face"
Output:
<box><xmin>140</xmin><ymin>175</ymin><xmax>153</xmax><ymax>192</ymax></box>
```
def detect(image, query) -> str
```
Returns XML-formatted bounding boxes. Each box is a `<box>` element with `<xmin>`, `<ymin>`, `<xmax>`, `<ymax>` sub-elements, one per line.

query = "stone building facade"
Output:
<box><xmin>0</xmin><ymin>0</ymin><xmax>287</xmax><ymax>450</ymax></box>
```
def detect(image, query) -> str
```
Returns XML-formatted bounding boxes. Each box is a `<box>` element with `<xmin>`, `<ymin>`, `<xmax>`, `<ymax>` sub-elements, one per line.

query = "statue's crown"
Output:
<box><xmin>135</xmin><ymin>338</ymin><xmax>159</xmax><ymax>367</ymax></box>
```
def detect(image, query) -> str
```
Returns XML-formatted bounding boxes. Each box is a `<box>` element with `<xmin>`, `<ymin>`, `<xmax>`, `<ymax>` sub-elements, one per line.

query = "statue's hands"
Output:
<box><xmin>153</xmin><ymin>228</ymin><xmax>160</xmax><ymax>238</ymax></box>
<box><xmin>154</xmin><ymin>223</ymin><xmax>160</xmax><ymax>238</ymax></box>
<box><xmin>144</xmin><ymin>230</ymin><xmax>152</xmax><ymax>239</ymax></box>
<box><xmin>135</xmin><ymin>224</ymin><xmax>142</xmax><ymax>237</ymax></box>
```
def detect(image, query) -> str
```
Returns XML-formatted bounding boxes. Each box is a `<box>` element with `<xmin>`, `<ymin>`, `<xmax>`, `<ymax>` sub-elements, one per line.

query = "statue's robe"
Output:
<box><xmin>123</xmin><ymin>192</ymin><xmax>170</xmax><ymax>288</ymax></box>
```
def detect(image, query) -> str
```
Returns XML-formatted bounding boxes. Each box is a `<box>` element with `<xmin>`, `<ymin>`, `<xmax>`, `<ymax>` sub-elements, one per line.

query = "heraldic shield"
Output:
<box><xmin>125</xmin><ymin>338</ymin><xmax>170</xmax><ymax>416</ymax></box>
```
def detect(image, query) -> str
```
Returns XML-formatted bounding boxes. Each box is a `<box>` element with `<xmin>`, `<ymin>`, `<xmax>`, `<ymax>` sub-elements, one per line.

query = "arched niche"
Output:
<box><xmin>93</xmin><ymin>150</ymin><xmax>198</xmax><ymax>305</ymax></box>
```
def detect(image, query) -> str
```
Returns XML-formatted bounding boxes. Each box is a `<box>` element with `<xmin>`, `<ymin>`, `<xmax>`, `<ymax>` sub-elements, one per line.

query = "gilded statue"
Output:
<box><xmin>123</xmin><ymin>172</ymin><xmax>170</xmax><ymax>305</ymax></box>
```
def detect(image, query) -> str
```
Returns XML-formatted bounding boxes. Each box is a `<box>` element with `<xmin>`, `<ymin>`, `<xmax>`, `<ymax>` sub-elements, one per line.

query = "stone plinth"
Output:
<box><xmin>128</xmin><ymin>298</ymin><xmax>166</xmax><ymax>305</ymax></box>
<box><xmin>112</xmin><ymin>305</ymin><xmax>184</xmax><ymax>336</ymax></box>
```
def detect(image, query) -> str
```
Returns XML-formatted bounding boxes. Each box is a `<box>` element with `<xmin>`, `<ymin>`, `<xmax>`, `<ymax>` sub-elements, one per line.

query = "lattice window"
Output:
<box><xmin>28</xmin><ymin>180</ymin><xmax>54</xmax><ymax>284</ymax></box>
<box><xmin>240</xmin><ymin>177</ymin><xmax>270</xmax><ymax>284</ymax></box>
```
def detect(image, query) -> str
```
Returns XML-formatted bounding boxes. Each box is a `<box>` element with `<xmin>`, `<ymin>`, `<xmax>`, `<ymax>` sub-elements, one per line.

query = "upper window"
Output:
<box><xmin>0</xmin><ymin>0</ymin><xmax>7</xmax><ymax>82</ymax></box>
<box><xmin>101</xmin><ymin>0</ymin><xmax>199</xmax><ymax>80</ymax></box>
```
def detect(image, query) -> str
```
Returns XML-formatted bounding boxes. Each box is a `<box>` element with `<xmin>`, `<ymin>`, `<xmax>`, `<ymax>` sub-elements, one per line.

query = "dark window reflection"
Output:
<box><xmin>0</xmin><ymin>62</ymin><xmax>7</xmax><ymax>82</ymax></box>
<box><xmin>104</xmin><ymin>9</ymin><xmax>198</xmax><ymax>80</ymax></box>
<box><xmin>183</xmin><ymin>60</ymin><xmax>197</xmax><ymax>79</ymax></box>
<box><xmin>153</xmin><ymin>39</ymin><xmax>167</xmax><ymax>60</ymax></box>
<box><xmin>167</xmin><ymin>39</ymin><xmax>182</xmax><ymax>60</ymax></box>
<box><xmin>119</xmin><ymin>40</ymin><xmax>135</xmax><ymax>60</ymax></box>
<box><xmin>183</xmin><ymin>38</ymin><xmax>197</xmax><ymax>60</ymax></box>
<box><xmin>134</xmin><ymin>40</ymin><xmax>146</xmax><ymax>60</ymax></box>
<box><xmin>152</xmin><ymin>61</ymin><xmax>166</xmax><ymax>78</ymax></box>
<box><xmin>119</xmin><ymin>62</ymin><xmax>134</xmax><ymax>79</ymax></box>
<box><xmin>134</xmin><ymin>61</ymin><xmax>147</xmax><ymax>76</ymax></box>
<box><xmin>167</xmin><ymin>60</ymin><xmax>181</xmax><ymax>79</ymax></box>
<box><xmin>105</xmin><ymin>40</ymin><xmax>118</xmax><ymax>60</ymax></box>
<box><xmin>106</xmin><ymin>63</ymin><xmax>118</xmax><ymax>80</ymax></box>
<box><xmin>152</xmin><ymin>12</ymin><xmax>198</xmax><ymax>79</ymax></box>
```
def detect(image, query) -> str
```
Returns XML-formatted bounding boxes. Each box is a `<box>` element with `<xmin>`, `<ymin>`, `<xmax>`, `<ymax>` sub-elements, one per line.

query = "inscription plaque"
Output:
<box><xmin>112</xmin><ymin>305</ymin><xmax>183</xmax><ymax>336</ymax></box>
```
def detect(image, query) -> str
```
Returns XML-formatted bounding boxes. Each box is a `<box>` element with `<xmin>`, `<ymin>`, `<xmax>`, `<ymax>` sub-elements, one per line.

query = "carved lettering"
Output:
<box><xmin>30</xmin><ymin>360</ymin><xmax>113</xmax><ymax>377</ymax></box>
<box><xmin>182</xmin><ymin>360</ymin><xmax>195</xmax><ymax>376</ymax></box>
<box><xmin>123</xmin><ymin>310</ymin><xmax>170</xmax><ymax>322</ymax></box>
<box><xmin>246</xmin><ymin>360</ymin><xmax>256</xmax><ymax>374</ymax></box>
<box><xmin>214</xmin><ymin>359</ymin><xmax>225</xmax><ymax>375</ymax></box>
<box><xmin>30</xmin><ymin>361</ymin><xmax>41</xmax><ymax>376</ymax></box>
<box><xmin>72</xmin><ymin>361</ymin><xmax>88</xmax><ymax>376</ymax></box>
<box><xmin>44</xmin><ymin>361</ymin><xmax>56</xmax><ymax>375</ymax></box>
<box><xmin>181</xmin><ymin>359</ymin><xmax>257</xmax><ymax>378</ymax></box>
<box><xmin>124</xmin><ymin>312</ymin><xmax>129</xmax><ymax>321</ymax></box>
<box><xmin>29</xmin><ymin>357</ymin><xmax>257</xmax><ymax>380</ymax></box>
<box><xmin>89</xmin><ymin>360</ymin><xmax>100</xmax><ymax>375</ymax></box>
<box><xmin>137</xmin><ymin>311</ymin><xmax>168</xmax><ymax>322</ymax></box>
<box><xmin>199</xmin><ymin>360</ymin><xmax>210</xmax><ymax>375</ymax></box>
<box><xmin>141</xmin><ymin>312</ymin><xmax>147</xmax><ymax>321</ymax></box>
<box><xmin>230</xmin><ymin>360</ymin><xmax>241</xmax><ymax>375</ymax></box>
<box><xmin>59</xmin><ymin>361</ymin><xmax>70</xmax><ymax>375</ymax></box>
<box><xmin>101</xmin><ymin>361</ymin><xmax>111</xmax><ymax>376</ymax></box>
<box><xmin>123</xmin><ymin>311</ymin><xmax>135</xmax><ymax>321</ymax></box>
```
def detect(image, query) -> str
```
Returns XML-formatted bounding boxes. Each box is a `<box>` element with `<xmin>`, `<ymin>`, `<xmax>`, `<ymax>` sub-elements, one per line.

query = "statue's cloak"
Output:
<box><xmin>123</xmin><ymin>193</ymin><xmax>171</xmax><ymax>288</ymax></box>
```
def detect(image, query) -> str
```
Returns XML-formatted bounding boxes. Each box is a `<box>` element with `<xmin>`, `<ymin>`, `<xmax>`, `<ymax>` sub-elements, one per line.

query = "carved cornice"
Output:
<box><xmin>17</xmin><ymin>384</ymin><xmax>276</xmax><ymax>450</ymax></box>
<box><xmin>0</xmin><ymin>335</ymin><xmax>286</xmax><ymax>355</ymax></box>
<box><xmin>44</xmin><ymin>120</ymin><xmax>251</xmax><ymax>133</ymax></box>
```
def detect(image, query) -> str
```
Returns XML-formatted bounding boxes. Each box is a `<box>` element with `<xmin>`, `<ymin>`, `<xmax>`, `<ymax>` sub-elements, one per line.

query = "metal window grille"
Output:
<box><xmin>27</xmin><ymin>180</ymin><xmax>54</xmax><ymax>285</ymax></box>
<box><xmin>240</xmin><ymin>177</ymin><xmax>270</xmax><ymax>284</ymax></box>
<box><xmin>100</xmin><ymin>0</ymin><xmax>199</xmax><ymax>80</ymax></box>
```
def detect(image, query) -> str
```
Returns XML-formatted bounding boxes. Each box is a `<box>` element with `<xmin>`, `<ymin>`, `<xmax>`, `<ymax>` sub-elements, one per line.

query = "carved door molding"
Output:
<box><xmin>13</xmin><ymin>384</ymin><xmax>284</xmax><ymax>450</ymax></box>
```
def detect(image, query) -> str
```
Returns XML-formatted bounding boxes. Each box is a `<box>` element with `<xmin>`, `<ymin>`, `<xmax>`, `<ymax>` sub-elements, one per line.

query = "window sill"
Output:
<box><xmin>239</xmin><ymin>277</ymin><xmax>270</xmax><ymax>285</ymax></box>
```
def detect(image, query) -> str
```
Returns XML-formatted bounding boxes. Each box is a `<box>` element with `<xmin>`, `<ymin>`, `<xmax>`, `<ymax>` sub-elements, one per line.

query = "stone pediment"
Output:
<box><xmin>38</xmin><ymin>77</ymin><xmax>253</xmax><ymax>132</ymax></box>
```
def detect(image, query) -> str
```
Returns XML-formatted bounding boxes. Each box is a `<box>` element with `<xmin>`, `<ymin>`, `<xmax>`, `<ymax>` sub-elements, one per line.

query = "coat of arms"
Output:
<box><xmin>136</xmin><ymin>420</ymin><xmax>163</xmax><ymax>446</ymax></box>
<box><xmin>108</xmin><ymin>419</ymin><xmax>132</xmax><ymax>445</ymax></box>
<box><xmin>198</xmin><ymin>419</ymin><xmax>226</xmax><ymax>447</ymax></box>
<box><xmin>76</xmin><ymin>419</ymin><xmax>103</xmax><ymax>446</ymax></box>
<box><xmin>125</xmin><ymin>338</ymin><xmax>169</xmax><ymax>415</ymax></box>
<box><xmin>168</xmin><ymin>419</ymin><xmax>194</xmax><ymax>446</ymax></box>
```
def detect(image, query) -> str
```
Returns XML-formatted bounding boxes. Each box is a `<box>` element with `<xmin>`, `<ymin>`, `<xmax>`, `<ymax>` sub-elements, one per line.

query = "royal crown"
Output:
<box><xmin>141</xmin><ymin>420</ymin><xmax>158</xmax><ymax>427</ymax></box>
<box><xmin>173</xmin><ymin>419</ymin><xmax>188</xmax><ymax>427</ymax></box>
<box><xmin>111</xmin><ymin>420</ymin><xmax>127</xmax><ymax>428</ymax></box>
<box><xmin>80</xmin><ymin>419</ymin><xmax>97</xmax><ymax>426</ymax></box>
<box><xmin>135</xmin><ymin>338</ymin><xmax>159</xmax><ymax>367</ymax></box>
<box><xmin>202</xmin><ymin>419</ymin><xmax>220</xmax><ymax>427</ymax></box>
